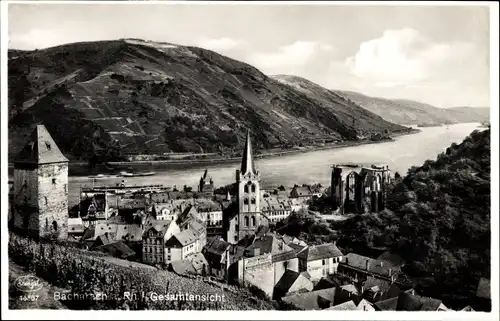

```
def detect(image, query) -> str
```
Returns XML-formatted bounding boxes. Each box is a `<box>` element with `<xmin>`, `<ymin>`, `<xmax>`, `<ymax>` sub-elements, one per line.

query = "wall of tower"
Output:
<box><xmin>12</xmin><ymin>166</ymin><xmax>40</xmax><ymax>234</ymax></box>
<box><xmin>236</xmin><ymin>170</ymin><xmax>262</xmax><ymax>240</ymax></box>
<box><xmin>37</xmin><ymin>163</ymin><xmax>69</xmax><ymax>239</ymax></box>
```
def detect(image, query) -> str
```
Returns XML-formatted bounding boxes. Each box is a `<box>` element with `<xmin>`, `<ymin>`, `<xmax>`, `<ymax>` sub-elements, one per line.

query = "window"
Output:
<box><xmin>243</xmin><ymin>198</ymin><xmax>249</xmax><ymax>205</ymax></box>
<box><xmin>244</xmin><ymin>185</ymin><xmax>249</xmax><ymax>193</ymax></box>
<box><xmin>167</xmin><ymin>255</ymin><xmax>171</xmax><ymax>261</ymax></box>
<box><xmin>45</xmin><ymin>142</ymin><xmax>51</xmax><ymax>150</ymax></box>
<box><xmin>244</xmin><ymin>216</ymin><xmax>249</xmax><ymax>227</ymax></box>
<box><xmin>251</xmin><ymin>184</ymin><xmax>256</xmax><ymax>193</ymax></box>
<box><xmin>168</xmin><ymin>248</ymin><xmax>171</xmax><ymax>253</ymax></box>
<box><xmin>322</xmin><ymin>259</ymin><xmax>326</xmax><ymax>265</ymax></box>
<box><xmin>52</xmin><ymin>221</ymin><xmax>58</xmax><ymax>232</ymax></box>
<box><xmin>251</xmin><ymin>216</ymin><xmax>256</xmax><ymax>226</ymax></box>
<box><xmin>52</xmin><ymin>178</ymin><xmax>56</xmax><ymax>184</ymax></box>
<box><xmin>251</xmin><ymin>198</ymin><xmax>256</xmax><ymax>205</ymax></box>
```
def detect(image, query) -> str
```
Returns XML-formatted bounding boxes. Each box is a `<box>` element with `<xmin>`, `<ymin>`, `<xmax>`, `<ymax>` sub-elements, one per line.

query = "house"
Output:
<box><xmin>93</xmin><ymin>241</ymin><xmax>136</xmax><ymax>260</ymax></box>
<box><xmin>165</xmin><ymin>229</ymin><xmax>201</xmax><ymax>264</ymax></box>
<box><xmin>281</xmin><ymin>287</ymin><xmax>337</xmax><ymax>310</ymax></box>
<box><xmin>290</xmin><ymin>186</ymin><xmax>315</xmax><ymax>201</ymax></box>
<box><xmin>337</xmin><ymin>253</ymin><xmax>403</xmax><ymax>286</ymax></box>
<box><xmin>232</xmin><ymin>233</ymin><xmax>299</xmax><ymax>298</ymax></box>
<box><xmin>142</xmin><ymin>220</ymin><xmax>180</xmax><ymax>266</ymax></box>
<box><xmin>376</xmin><ymin>282</ymin><xmax>416</xmax><ymax>302</ymax></box>
<box><xmin>150</xmin><ymin>202</ymin><xmax>179</xmax><ymax>221</ymax></box>
<box><xmin>261</xmin><ymin>197</ymin><xmax>292</xmax><ymax>223</ymax></box>
<box><xmin>91</xmin><ymin>232</ymin><xmax>116</xmax><ymax>249</ymax></box>
<box><xmin>68</xmin><ymin>217</ymin><xmax>85</xmax><ymax>237</ymax></box>
<box><xmin>356</xmin><ymin>298</ymin><xmax>376</xmax><ymax>311</ymax></box>
<box><xmin>115</xmin><ymin>224</ymin><xmax>143</xmax><ymax>243</ymax></box>
<box><xmin>79</xmin><ymin>192</ymin><xmax>109</xmax><ymax>221</ymax></box>
<box><xmin>374</xmin><ymin>292</ymin><xmax>449</xmax><ymax>311</ymax></box>
<box><xmin>297</xmin><ymin>243</ymin><xmax>343</xmax><ymax>281</ymax></box>
<box><xmin>273</xmin><ymin>270</ymin><xmax>314</xmax><ymax>300</ymax></box>
<box><xmin>325</xmin><ymin>300</ymin><xmax>357</xmax><ymax>311</ymax></box>
<box><xmin>202</xmin><ymin>237</ymin><xmax>232</xmax><ymax>278</ymax></box>
<box><xmin>334</xmin><ymin>284</ymin><xmax>362</xmax><ymax>306</ymax></box>
<box><xmin>171</xmin><ymin>252</ymin><xmax>209</xmax><ymax>276</ymax></box>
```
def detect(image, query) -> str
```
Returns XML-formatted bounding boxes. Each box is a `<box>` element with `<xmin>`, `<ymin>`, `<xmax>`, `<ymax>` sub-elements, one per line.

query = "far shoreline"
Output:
<box><xmin>8</xmin><ymin>129</ymin><xmax>420</xmax><ymax>178</ymax></box>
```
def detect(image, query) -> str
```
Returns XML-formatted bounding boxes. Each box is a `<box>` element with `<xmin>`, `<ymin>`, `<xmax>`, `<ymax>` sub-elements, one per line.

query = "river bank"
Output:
<box><xmin>7</xmin><ymin>129</ymin><xmax>419</xmax><ymax>177</ymax></box>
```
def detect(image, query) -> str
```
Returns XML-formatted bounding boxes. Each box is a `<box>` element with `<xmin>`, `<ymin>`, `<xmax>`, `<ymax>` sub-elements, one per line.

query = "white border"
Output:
<box><xmin>1</xmin><ymin>1</ymin><xmax>498</xmax><ymax>320</ymax></box>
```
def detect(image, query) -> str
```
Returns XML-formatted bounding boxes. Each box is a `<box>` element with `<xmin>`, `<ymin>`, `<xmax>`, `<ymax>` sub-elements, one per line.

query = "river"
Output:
<box><xmin>63</xmin><ymin>122</ymin><xmax>481</xmax><ymax>205</ymax></box>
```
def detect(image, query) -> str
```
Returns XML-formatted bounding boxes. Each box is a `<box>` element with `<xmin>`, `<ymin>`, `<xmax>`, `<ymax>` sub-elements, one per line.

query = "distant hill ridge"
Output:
<box><xmin>8</xmin><ymin>38</ymin><xmax>406</xmax><ymax>161</ymax></box>
<box><xmin>334</xmin><ymin>89</ymin><xmax>489</xmax><ymax>126</ymax></box>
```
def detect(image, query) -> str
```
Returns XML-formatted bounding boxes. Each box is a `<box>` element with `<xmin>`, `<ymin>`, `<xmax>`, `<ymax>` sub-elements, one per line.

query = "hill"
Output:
<box><xmin>7</xmin><ymin>39</ymin><xmax>406</xmax><ymax>161</ymax></box>
<box><xmin>332</xmin><ymin>90</ymin><xmax>489</xmax><ymax>126</ymax></box>
<box><xmin>278</xmin><ymin>127</ymin><xmax>491</xmax><ymax>309</ymax></box>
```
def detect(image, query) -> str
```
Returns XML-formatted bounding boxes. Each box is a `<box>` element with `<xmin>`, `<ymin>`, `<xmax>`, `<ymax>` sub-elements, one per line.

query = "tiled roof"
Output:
<box><xmin>340</xmin><ymin>253</ymin><xmax>398</xmax><ymax>277</ymax></box>
<box><xmin>297</xmin><ymin>243</ymin><xmax>343</xmax><ymax>261</ymax></box>
<box><xmin>205</xmin><ymin>237</ymin><xmax>231</xmax><ymax>254</ymax></box>
<box><xmin>272</xmin><ymin>250</ymin><xmax>297</xmax><ymax>263</ymax></box>
<box><xmin>95</xmin><ymin>232</ymin><xmax>115</xmax><ymax>246</ymax></box>
<box><xmin>245</xmin><ymin>235</ymin><xmax>292</xmax><ymax>257</ymax></box>
<box><xmin>14</xmin><ymin>125</ymin><xmax>69</xmax><ymax>165</ymax></box>
<box><xmin>281</xmin><ymin>288</ymin><xmax>337</xmax><ymax>310</ymax></box>
<box><xmin>356</xmin><ymin>299</ymin><xmax>375</xmax><ymax>311</ymax></box>
<box><xmin>274</xmin><ymin>270</ymin><xmax>302</xmax><ymax>296</ymax></box>
<box><xmin>116</xmin><ymin>224</ymin><xmax>143</xmax><ymax>241</ymax></box>
<box><xmin>375</xmin><ymin>292</ymin><xmax>444</xmax><ymax>311</ymax></box>
<box><xmin>94</xmin><ymin>241</ymin><xmax>135</xmax><ymax>259</ymax></box>
<box><xmin>168</xmin><ymin>229</ymin><xmax>198</xmax><ymax>247</ymax></box>
<box><xmin>190</xmin><ymin>252</ymin><xmax>208</xmax><ymax>273</ymax></box>
<box><xmin>171</xmin><ymin>259</ymin><xmax>196</xmax><ymax>275</ymax></box>
<box><xmin>326</xmin><ymin>300</ymin><xmax>357</xmax><ymax>311</ymax></box>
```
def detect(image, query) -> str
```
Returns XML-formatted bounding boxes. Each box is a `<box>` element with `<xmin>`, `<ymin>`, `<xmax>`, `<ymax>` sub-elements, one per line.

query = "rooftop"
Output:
<box><xmin>340</xmin><ymin>253</ymin><xmax>399</xmax><ymax>278</ymax></box>
<box><xmin>297</xmin><ymin>243</ymin><xmax>343</xmax><ymax>262</ymax></box>
<box><xmin>14</xmin><ymin>124</ymin><xmax>68</xmax><ymax>165</ymax></box>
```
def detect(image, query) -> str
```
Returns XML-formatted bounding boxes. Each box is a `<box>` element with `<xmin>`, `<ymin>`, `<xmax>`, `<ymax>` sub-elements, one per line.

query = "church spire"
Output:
<box><xmin>240</xmin><ymin>129</ymin><xmax>256</xmax><ymax>175</ymax></box>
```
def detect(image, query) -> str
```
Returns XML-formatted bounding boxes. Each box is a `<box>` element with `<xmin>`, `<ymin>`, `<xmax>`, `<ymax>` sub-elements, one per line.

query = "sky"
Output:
<box><xmin>8</xmin><ymin>3</ymin><xmax>491</xmax><ymax>108</ymax></box>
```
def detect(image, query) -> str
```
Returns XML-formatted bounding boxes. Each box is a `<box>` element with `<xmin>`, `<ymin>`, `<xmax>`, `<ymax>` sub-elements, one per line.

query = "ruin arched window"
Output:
<box><xmin>251</xmin><ymin>216</ymin><xmax>256</xmax><ymax>227</ymax></box>
<box><xmin>251</xmin><ymin>184</ymin><xmax>256</xmax><ymax>193</ymax></box>
<box><xmin>244</xmin><ymin>216</ymin><xmax>249</xmax><ymax>227</ymax></box>
<box><xmin>243</xmin><ymin>198</ymin><xmax>249</xmax><ymax>205</ymax></box>
<box><xmin>347</xmin><ymin>172</ymin><xmax>356</xmax><ymax>201</ymax></box>
<box><xmin>52</xmin><ymin>221</ymin><xmax>58</xmax><ymax>232</ymax></box>
<box><xmin>376</xmin><ymin>174</ymin><xmax>382</xmax><ymax>191</ymax></box>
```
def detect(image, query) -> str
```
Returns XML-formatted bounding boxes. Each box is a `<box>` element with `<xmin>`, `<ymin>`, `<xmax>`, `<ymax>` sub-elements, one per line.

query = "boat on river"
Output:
<box><xmin>119</xmin><ymin>171</ymin><xmax>156</xmax><ymax>177</ymax></box>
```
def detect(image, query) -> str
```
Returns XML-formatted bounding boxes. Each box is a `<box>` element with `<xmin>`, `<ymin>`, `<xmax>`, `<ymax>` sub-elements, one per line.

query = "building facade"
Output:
<box><xmin>331</xmin><ymin>164</ymin><xmax>391</xmax><ymax>214</ymax></box>
<box><xmin>142</xmin><ymin>220</ymin><xmax>180</xmax><ymax>265</ymax></box>
<box><xmin>297</xmin><ymin>243</ymin><xmax>344</xmax><ymax>281</ymax></box>
<box><xmin>11</xmin><ymin>125</ymin><xmax>69</xmax><ymax>239</ymax></box>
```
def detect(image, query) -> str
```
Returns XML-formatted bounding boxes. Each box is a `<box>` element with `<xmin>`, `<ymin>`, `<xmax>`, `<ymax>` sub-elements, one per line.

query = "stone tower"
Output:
<box><xmin>11</xmin><ymin>125</ymin><xmax>69</xmax><ymax>239</ymax></box>
<box><xmin>235</xmin><ymin>130</ymin><xmax>263</xmax><ymax>240</ymax></box>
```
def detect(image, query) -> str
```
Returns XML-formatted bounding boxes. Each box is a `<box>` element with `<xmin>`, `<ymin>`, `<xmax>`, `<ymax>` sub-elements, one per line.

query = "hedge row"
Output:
<box><xmin>8</xmin><ymin>233</ymin><xmax>275</xmax><ymax>310</ymax></box>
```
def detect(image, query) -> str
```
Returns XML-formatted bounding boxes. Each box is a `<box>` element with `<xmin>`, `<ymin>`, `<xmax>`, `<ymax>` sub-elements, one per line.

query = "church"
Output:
<box><xmin>223</xmin><ymin>130</ymin><xmax>268</xmax><ymax>244</ymax></box>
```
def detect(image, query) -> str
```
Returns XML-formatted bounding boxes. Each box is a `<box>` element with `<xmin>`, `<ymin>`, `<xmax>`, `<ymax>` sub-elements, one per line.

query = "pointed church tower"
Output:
<box><xmin>234</xmin><ymin>130</ymin><xmax>263</xmax><ymax>240</ymax></box>
<box><xmin>12</xmin><ymin>125</ymin><xmax>69</xmax><ymax>239</ymax></box>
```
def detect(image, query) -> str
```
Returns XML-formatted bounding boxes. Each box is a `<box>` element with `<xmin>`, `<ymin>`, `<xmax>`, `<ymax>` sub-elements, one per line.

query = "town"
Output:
<box><xmin>8</xmin><ymin>124</ymin><xmax>490</xmax><ymax>311</ymax></box>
